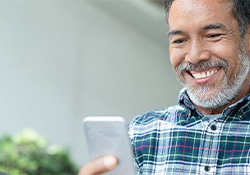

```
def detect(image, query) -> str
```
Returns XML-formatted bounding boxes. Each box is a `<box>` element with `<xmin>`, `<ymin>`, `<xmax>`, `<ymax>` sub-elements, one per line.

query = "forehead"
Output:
<box><xmin>168</xmin><ymin>0</ymin><xmax>235</xmax><ymax>29</ymax></box>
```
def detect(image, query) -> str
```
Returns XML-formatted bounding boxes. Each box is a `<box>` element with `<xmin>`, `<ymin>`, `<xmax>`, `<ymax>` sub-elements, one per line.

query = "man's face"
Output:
<box><xmin>168</xmin><ymin>0</ymin><xmax>250</xmax><ymax>110</ymax></box>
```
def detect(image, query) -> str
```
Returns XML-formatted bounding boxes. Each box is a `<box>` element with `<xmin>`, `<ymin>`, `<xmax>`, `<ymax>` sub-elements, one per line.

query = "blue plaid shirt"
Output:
<box><xmin>128</xmin><ymin>89</ymin><xmax>250</xmax><ymax>175</ymax></box>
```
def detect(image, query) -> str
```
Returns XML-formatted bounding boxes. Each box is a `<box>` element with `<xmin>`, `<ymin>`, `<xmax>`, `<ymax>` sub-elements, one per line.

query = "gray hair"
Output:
<box><xmin>164</xmin><ymin>0</ymin><xmax>250</xmax><ymax>38</ymax></box>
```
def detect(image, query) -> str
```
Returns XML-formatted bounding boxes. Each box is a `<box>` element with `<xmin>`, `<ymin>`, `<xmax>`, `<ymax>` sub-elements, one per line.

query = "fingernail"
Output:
<box><xmin>103</xmin><ymin>156</ymin><xmax>117</xmax><ymax>170</ymax></box>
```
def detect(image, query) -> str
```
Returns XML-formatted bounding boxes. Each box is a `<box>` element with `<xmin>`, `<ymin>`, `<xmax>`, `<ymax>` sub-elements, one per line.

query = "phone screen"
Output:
<box><xmin>83</xmin><ymin>116</ymin><xmax>136</xmax><ymax>175</ymax></box>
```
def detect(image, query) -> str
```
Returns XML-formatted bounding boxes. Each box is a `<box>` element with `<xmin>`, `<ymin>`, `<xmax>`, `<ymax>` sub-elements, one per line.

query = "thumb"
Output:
<box><xmin>79</xmin><ymin>155</ymin><xmax>118</xmax><ymax>175</ymax></box>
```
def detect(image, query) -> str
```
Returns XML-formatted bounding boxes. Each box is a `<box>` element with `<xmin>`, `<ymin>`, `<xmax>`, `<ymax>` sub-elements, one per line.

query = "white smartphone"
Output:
<box><xmin>83</xmin><ymin>116</ymin><xmax>136</xmax><ymax>175</ymax></box>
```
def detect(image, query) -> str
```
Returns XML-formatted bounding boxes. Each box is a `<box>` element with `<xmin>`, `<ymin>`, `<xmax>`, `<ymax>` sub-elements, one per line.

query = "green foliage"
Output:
<box><xmin>0</xmin><ymin>129</ymin><xmax>78</xmax><ymax>175</ymax></box>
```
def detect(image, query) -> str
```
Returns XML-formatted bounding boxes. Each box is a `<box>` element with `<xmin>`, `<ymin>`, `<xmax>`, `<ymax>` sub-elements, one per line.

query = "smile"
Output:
<box><xmin>189</xmin><ymin>68</ymin><xmax>220</xmax><ymax>79</ymax></box>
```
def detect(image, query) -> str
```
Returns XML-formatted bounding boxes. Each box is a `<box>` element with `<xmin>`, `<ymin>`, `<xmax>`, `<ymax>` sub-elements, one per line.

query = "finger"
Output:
<box><xmin>78</xmin><ymin>155</ymin><xmax>118</xmax><ymax>175</ymax></box>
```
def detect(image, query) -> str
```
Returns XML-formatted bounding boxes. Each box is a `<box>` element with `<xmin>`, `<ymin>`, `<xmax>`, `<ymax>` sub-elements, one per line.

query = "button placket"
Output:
<box><xmin>199</xmin><ymin>121</ymin><xmax>220</xmax><ymax>174</ymax></box>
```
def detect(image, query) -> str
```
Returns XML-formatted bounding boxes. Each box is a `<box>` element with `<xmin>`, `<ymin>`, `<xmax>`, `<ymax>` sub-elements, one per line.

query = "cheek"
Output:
<box><xmin>209</xmin><ymin>43</ymin><xmax>239</xmax><ymax>66</ymax></box>
<box><xmin>212</xmin><ymin>44</ymin><xmax>237</xmax><ymax>57</ymax></box>
<box><xmin>209</xmin><ymin>43</ymin><xmax>241</xmax><ymax>80</ymax></box>
<box><xmin>169</xmin><ymin>49</ymin><xmax>185</xmax><ymax>71</ymax></box>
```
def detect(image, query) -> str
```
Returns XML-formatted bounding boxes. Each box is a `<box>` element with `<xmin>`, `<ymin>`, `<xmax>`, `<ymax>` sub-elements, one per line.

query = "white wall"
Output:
<box><xmin>0</xmin><ymin>1</ymin><xmax>181</xmax><ymax>166</ymax></box>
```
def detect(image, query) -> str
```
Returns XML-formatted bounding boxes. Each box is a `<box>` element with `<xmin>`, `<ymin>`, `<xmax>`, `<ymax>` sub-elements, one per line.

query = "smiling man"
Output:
<box><xmin>79</xmin><ymin>0</ymin><xmax>250</xmax><ymax>174</ymax></box>
<box><xmin>168</xmin><ymin>0</ymin><xmax>250</xmax><ymax>115</ymax></box>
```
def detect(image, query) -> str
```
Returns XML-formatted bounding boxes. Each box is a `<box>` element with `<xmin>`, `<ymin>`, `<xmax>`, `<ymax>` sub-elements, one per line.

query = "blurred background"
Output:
<box><xmin>0</xmin><ymin>0</ymin><xmax>181</xmax><ymax>167</ymax></box>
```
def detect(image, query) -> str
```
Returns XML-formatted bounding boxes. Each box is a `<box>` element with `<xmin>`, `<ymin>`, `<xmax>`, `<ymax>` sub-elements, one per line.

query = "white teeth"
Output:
<box><xmin>206</xmin><ymin>71</ymin><xmax>211</xmax><ymax>77</ymax></box>
<box><xmin>192</xmin><ymin>70</ymin><xmax>218</xmax><ymax>79</ymax></box>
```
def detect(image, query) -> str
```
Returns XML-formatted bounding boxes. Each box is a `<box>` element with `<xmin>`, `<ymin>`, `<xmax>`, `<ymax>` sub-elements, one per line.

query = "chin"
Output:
<box><xmin>186</xmin><ymin>84</ymin><xmax>231</xmax><ymax>109</ymax></box>
<box><xmin>189</xmin><ymin>87</ymin><xmax>217</xmax><ymax>100</ymax></box>
<box><xmin>189</xmin><ymin>83</ymin><xmax>217</xmax><ymax>96</ymax></box>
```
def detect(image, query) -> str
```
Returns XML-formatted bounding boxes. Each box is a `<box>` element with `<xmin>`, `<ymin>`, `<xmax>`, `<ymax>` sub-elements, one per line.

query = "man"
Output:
<box><xmin>79</xmin><ymin>0</ymin><xmax>250</xmax><ymax>174</ymax></box>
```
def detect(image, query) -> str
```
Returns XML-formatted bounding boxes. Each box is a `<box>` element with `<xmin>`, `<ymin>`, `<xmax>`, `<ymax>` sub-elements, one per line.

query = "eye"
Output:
<box><xmin>207</xmin><ymin>33</ymin><xmax>222</xmax><ymax>38</ymax></box>
<box><xmin>172</xmin><ymin>39</ymin><xmax>186</xmax><ymax>44</ymax></box>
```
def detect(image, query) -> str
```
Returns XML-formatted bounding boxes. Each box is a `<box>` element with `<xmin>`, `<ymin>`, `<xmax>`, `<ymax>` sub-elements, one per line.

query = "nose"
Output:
<box><xmin>185</xmin><ymin>39</ymin><xmax>211</xmax><ymax>64</ymax></box>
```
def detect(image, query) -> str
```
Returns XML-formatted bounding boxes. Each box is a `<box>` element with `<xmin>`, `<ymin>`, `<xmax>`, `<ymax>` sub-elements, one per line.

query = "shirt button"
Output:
<box><xmin>204</xmin><ymin>165</ymin><xmax>210</xmax><ymax>172</ymax></box>
<box><xmin>211</xmin><ymin>125</ymin><xmax>217</xmax><ymax>131</ymax></box>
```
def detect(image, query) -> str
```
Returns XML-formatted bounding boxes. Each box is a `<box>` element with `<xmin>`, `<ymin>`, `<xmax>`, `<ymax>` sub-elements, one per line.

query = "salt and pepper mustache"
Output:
<box><xmin>177</xmin><ymin>60</ymin><xmax>228</xmax><ymax>79</ymax></box>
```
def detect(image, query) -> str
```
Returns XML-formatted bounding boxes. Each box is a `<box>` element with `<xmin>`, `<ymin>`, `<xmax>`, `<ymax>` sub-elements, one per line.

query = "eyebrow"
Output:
<box><xmin>167</xmin><ymin>23</ymin><xmax>228</xmax><ymax>36</ymax></box>
<box><xmin>202</xmin><ymin>23</ymin><xmax>227</xmax><ymax>30</ymax></box>
<box><xmin>167</xmin><ymin>30</ymin><xmax>184</xmax><ymax>36</ymax></box>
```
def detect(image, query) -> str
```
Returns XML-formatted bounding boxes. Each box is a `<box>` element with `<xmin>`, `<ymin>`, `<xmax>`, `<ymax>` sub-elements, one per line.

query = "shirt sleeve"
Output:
<box><xmin>128</xmin><ymin>116</ymin><xmax>142</xmax><ymax>175</ymax></box>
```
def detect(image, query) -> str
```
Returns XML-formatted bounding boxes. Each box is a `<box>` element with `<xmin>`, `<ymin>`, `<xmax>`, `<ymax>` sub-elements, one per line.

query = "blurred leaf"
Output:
<box><xmin>0</xmin><ymin>129</ymin><xmax>77</xmax><ymax>175</ymax></box>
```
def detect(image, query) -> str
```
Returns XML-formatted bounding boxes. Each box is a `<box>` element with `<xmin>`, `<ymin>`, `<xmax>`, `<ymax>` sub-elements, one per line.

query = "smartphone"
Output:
<box><xmin>83</xmin><ymin>116</ymin><xmax>136</xmax><ymax>175</ymax></box>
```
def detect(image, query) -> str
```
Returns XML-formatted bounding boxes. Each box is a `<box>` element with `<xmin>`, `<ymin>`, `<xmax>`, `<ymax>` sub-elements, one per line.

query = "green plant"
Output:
<box><xmin>0</xmin><ymin>129</ymin><xmax>78</xmax><ymax>175</ymax></box>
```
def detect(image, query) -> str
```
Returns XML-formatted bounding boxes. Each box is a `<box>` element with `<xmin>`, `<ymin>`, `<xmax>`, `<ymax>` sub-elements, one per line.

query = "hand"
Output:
<box><xmin>78</xmin><ymin>155</ymin><xmax>118</xmax><ymax>175</ymax></box>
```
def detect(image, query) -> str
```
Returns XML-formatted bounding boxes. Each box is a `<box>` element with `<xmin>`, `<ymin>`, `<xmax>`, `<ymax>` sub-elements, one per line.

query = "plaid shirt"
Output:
<box><xmin>128</xmin><ymin>89</ymin><xmax>250</xmax><ymax>175</ymax></box>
